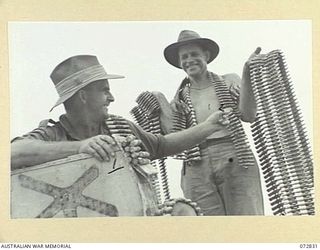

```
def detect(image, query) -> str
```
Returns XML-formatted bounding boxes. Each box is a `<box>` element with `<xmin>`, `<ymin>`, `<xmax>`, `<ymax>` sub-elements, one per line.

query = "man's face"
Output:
<box><xmin>178</xmin><ymin>43</ymin><xmax>209</xmax><ymax>78</ymax></box>
<box><xmin>83</xmin><ymin>79</ymin><xmax>115</xmax><ymax>121</ymax></box>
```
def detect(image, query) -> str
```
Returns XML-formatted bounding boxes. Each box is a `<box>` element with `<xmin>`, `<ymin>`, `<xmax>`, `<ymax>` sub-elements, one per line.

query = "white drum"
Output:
<box><xmin>11</xmin><ymin>152</ymin><xmax>159</xmax><ymax>218</ymax></box>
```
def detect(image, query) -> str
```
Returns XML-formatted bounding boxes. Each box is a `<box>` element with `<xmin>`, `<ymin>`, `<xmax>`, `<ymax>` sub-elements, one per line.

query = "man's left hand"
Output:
<box><xmin>122</xmin><ymin>135</ymin><xmax>151</xmax><ymax>165</ymax></box>
<box><xmin>243</xmin><ymin>47</ymin><xmax>264</xmax><ymax>78</ymax></box>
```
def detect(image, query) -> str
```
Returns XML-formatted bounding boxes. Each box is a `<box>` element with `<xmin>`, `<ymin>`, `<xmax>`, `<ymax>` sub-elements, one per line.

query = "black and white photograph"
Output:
<box><xmin>9</xmin><ymin>20</ymin><xmax>314</xmax><ymax>219</ymax></box>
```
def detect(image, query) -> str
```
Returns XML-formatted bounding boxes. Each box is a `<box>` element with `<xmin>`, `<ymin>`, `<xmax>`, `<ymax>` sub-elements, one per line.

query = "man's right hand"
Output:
<box><xmin>78</xmin><ymin>135</ymin><xmax>118</xmax><ymax>162</ymax></box>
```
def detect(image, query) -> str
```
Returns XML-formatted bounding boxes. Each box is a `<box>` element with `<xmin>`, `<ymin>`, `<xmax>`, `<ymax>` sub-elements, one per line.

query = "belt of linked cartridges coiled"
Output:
<box><xmin>105</xmin><ymin>115</ymin><xmax>166</xmax><ymax>204</ymax></box>
<box><xmin>169</xmin><ymin>79</ymin><xmax>205</xmax><ymax>162</ymax></box>
<box><xmin>209</xmin><ymin>72</ymin><xmax>256</xmax><ymax>169</ymax></box>
<box><xmin>130</xmin><ymin>91</ymin><xmax>171</xmax><ymax>203</ymax></box>
<box><xmin>105</xmin><ymin>115</ymin><xmax>134</xmax><ymax>137</ymax></box>
<box><xmin>178</xmin><ymin>85</ymin><xmax>202</xmax><ymax>162</ymax></box>
<box><xmin>172</xmin><ymin>73</ymin><xmax>255</xmax><ymax>168</ymax></box>
<box><xmin>174</xmin><ymin>72</ymin><xmax>255</xmax><ymax>168</ymax></box>
<box><xmin>170</xmin><ymin>109</ymin><xmax>187</xmax><ymax>161</ymax></box>
<box><xmin>249</xmin><ymin>50</ymin><xmax>314</xmax><ymax>215</ymax></box>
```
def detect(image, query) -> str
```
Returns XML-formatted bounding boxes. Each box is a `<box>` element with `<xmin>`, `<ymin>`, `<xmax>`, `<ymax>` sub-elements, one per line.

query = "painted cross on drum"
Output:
<box><xmin>18</xmin><ymin>165</ymin><xmax>119</xmax><ymax>218</ymax></box>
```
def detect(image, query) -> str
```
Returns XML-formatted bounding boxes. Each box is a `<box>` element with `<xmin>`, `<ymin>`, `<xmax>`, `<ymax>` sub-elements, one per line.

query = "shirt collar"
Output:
<box><xmin>59</xmin><ymin>114</ymin><xmax>109</xmax><ymax>141</ymax></box>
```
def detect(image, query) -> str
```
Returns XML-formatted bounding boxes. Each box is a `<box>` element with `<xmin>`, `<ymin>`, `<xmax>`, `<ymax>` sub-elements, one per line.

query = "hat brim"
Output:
<box><xmin>50</xmin><ymin>73</ymin><xmax>124</xmax><ymax>111</ymax></box>
<box><xmin>164</xmin><ymin>38</ymin><xmax>220</xmax><ymax>68</ymax></box>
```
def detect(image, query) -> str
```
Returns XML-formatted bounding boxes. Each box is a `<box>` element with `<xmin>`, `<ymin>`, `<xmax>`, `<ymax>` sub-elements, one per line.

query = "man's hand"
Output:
<box><xmin>206</xmin><ymin>108</ymin><xmax>232</xmax><ymax>126</ymax></box>
<box><xmin>123</xmin><ymin>135</ymin><xmax>151</xmax><ymax>165</ymax></box>
<box><xmin>243</xmin><ymin>47</ymin><xmax>264</xmax><ymax>78</ymax></box>
<box><xmin>78</xmin><ymin>135</ymin><xmax>118</xmax><ymax>162</ymax></box>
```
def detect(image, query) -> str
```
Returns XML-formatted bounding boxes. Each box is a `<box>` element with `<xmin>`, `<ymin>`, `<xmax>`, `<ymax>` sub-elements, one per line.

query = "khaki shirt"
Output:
<box><xmin>12</xmin><ymin>114</ymin><xmax>168</xmax><ymax>160</ymax></box>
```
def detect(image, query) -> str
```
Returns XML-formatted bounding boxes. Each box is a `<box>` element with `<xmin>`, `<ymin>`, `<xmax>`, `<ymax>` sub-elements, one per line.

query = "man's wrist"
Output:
<box><xmin>202</xmin><ymin>120</ymin><xmax>217</xmax><ymax>133</ymax></box>
<box><xmin>68</xmin><ymin>141</ymin><xmax>82</xmax><ymax>154</ymax></box>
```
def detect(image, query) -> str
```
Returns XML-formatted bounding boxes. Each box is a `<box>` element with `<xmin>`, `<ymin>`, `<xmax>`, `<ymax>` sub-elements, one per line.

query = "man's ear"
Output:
<box><xmin>78</xmin><ymin>90</ymin><xmax>87</xmax><ymax>104</ymax></box>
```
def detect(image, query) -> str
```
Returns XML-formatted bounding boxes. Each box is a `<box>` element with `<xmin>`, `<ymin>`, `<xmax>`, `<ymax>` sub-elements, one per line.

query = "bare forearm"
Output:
<box><xmin>161</xmin><ymin>121</ymin><xmax>219</xmax><ymax>156</ymax></box>
<box><xmin>11</xmin><ymin>140</ymin><xmax>80</xmax><ymax>170</ymax></box>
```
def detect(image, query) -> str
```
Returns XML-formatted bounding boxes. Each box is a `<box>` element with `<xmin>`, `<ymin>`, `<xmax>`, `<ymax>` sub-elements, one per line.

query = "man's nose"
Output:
<box><xmin>107</xmin><ymin>93</ymin><xmax>115</xmax><ymax>102</ymax></box>
<box><xmin>184</xmin><ymin>55</ymin><xmax>194</xmax><ymax>63</ymax></box>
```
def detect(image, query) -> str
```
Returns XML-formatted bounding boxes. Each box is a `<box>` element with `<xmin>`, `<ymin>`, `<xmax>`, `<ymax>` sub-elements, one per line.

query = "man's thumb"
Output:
<box><xmin>254</xmin><ymin>47</ymin><xmax>262</xmax><ymax>54</ymax></box>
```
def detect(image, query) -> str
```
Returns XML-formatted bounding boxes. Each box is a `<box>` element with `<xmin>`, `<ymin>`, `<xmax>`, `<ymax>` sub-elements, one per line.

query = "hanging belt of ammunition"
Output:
<box><xmin>249</xmin><ymin>50</ymin><xmax>314</xmax><ymax>215</ymax></box>
<box><xmin>130</xmin><ymin>92</ymin><xmax>171</xmax><ymax>204</ymax></box>
<box><xmin>209</xmin><ymin>72</ymin><xmax>256</xmax><ymax>169</ymax></box>
<box><xmin>172</xmin><ymin>72</ymin><xmax>255</xmax><ymax>169</ymax></box>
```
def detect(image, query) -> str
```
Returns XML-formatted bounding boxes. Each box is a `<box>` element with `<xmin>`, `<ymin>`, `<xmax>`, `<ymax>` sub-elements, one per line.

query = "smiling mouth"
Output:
<box><xmin>187</xmin><ymin>66</ymin><xmax>199</xmax><ymax>71</ymax></box>
<box><xmin>186</xmin><ymin>63</ymin><xmax>199</xmax><ymax>69</ymax></box>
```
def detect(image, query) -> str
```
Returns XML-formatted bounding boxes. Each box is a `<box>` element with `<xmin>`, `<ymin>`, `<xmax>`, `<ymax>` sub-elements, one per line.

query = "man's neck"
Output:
<box><xmin>189</xmin><ymin>70</ymin><xmax>211</xmax><ymax>89</ymax></box>
<box><xmin>65</xmin><ymin>112</ymin><xmax>101</xmax><ymax>140</ymax></box>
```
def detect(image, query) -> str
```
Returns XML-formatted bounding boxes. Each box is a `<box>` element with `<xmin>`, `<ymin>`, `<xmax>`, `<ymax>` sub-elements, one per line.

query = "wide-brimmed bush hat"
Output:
<box><xmin>164</xmin><ymin>30</ymin><xmax>219</xmax><ymax>68</ymax></box>
<box><xmin>50</xmin><ymin>55</ymin><xmax>124</xmax><ymax>111</ymax></box>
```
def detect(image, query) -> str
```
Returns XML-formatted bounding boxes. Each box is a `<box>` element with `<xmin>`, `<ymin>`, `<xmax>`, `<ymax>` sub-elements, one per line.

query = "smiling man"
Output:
<box><xmin>163</xmin><ymin>30</ymin><xmax>265</xmax><ymax>215</ymax></box>
<box><xmin>11</xmin><ymin>54</ymin><xmax>230</xmax><ymax>171</ymax></box>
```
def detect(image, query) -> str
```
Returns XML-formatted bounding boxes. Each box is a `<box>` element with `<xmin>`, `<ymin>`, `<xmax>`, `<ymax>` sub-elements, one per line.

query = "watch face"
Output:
<box><xmin>11</xmin><ymin>151</ymin><xmax>157</xmax><ymax>218</ymax></box>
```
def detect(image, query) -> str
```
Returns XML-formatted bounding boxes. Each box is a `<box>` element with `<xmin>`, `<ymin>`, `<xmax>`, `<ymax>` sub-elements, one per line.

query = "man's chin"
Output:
<box><xmin>103</xmin><ymin>106</ymin><xmax>109</xmax><ymax>115</ymax></box>
<box><xmin>187</xmin><ymin>71</ymin><xmax>201</xmax><ymax>77</ymax></box>
<box><xmin>103</xmin><ymin>111</ymin><xmax>110</xmax><ymax>119</ymax></box>
<box><xmin>96</xmin><ymin>111</ymin><xmax>109</xmax><ymax>122</ymax></box>
<box><xmin>186</xmin><ymin>67</ymin><xmax>200</xmax><ymax>74</ymax></box>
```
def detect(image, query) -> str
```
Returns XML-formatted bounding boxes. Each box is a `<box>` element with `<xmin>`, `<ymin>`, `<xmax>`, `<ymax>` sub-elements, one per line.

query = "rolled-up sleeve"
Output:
<box><xmin>127</xmin><ymin>121</ymin><xmax>167</xmax><ymax>160</ymax></box>
<box><xmin>11</xmin><ymin>126</ymin><xmax>62</xmax><ymax>143</ymax></box>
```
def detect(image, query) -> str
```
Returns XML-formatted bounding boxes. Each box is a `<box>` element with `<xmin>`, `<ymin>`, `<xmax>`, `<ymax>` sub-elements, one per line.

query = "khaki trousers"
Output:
<box><xmin>181</xmin><ymin>137</ymin><xmax>264</xmax><ymax>215</ymax></box>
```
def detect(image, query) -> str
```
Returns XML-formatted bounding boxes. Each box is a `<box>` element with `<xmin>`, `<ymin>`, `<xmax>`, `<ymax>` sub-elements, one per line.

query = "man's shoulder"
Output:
<box><xmin>33</xmin><ymin>117</ymin><xmax>65</xmax><ymax>139</ymax></box>
<box><xmin>38</xmin><ymin>118</ymin><xmax>59</xmax><ymax>128</ymax></box>
<box><xmin>11</xmin><ymin>118</ymin><xmax>63</xmax><ymax>143</ymax></box>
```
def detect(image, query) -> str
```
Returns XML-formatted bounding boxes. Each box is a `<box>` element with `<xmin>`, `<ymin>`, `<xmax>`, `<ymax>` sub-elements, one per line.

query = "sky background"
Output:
<box><xmin>9</xmin><ymin>21</ymin><xmax>312</xmax><ymax>215</ymax></box>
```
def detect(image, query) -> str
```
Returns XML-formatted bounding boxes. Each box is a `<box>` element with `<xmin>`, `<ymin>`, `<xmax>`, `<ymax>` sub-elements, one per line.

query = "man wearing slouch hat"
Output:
<box><xmin>11</xmin><ymin>54</ymin><xmax>230</xmax><ymax>175</ymax></box>
<box><xmin>162</xmin><ymin>30</ymin><xmax>265</xmax><ymax>215</ymax></box>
